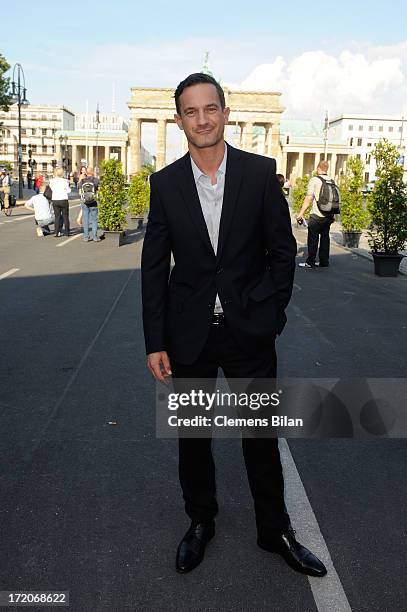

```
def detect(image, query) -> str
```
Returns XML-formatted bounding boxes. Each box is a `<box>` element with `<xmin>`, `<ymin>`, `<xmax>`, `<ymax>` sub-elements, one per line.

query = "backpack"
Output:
<box><xmin>80</xmin><ymin>180</ymin><xmax>97</xmax><ymax>204</ymax></box>
<box><xmin>316</xmin><ymin>176</ymin><xmax>341</xmax><ymax>215</ymax></box>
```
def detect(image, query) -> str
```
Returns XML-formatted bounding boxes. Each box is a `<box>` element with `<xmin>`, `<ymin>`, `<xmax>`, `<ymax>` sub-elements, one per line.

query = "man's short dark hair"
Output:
<box><xmin>174</xmin><ymin>73</ymin><xmax>225</xmax><ymax>114</ymax></box>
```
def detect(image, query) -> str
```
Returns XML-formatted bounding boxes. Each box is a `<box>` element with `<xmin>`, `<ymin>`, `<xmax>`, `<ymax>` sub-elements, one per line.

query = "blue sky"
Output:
<box><xmin>3</xmin><ymin>0</ymin><xmax>407</xmax><ymax>156</ymax></box>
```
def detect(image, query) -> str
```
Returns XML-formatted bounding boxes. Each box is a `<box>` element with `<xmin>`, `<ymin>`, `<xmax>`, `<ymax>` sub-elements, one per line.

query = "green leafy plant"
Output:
<box><xmin>367</xmin><ymin>140</ymin><xmax>407</xmax><ymax>254</ymax></box>
<box><xmin>0</xmin><ymin>159</ymin><xmax>12</xmax><ymax>171</ymax></box>
<box><xmin>0</xmin><ymin>54</ymin><xmax>12</xmax><ymax>113</ymax></box>
<box><xmin>339</xmin><ymin>156</ymin><xmax>369</xmax><ymax>232</ymax></box>
<box><xmin>98</xmin><ymin>158</ymin><xmax>127</xmax><ymax>231</ymax></box>
<box><xmin>127</xmin><ymin>169</ymin><xmax>150</xmax><ymax>217</ymax></box>
<box><xmin>291</xmin><ymin>174</ymin><xmax>311</xmax><ymax>216</ymax></box>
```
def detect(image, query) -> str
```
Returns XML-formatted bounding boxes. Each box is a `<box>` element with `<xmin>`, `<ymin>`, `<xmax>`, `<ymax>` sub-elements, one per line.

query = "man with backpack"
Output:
<box><xmin>297</xmin><ymin>160</ymin><xmax>340</xmax><ymax>268</ymax></box>
<box><xmin>78</xmin><ymin>166</ymin><xmax>101</xmax><ymax>242</ymax></box>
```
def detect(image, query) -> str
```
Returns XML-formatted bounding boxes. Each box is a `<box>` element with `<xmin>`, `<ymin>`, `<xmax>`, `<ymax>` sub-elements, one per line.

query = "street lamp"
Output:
<box><xmin>10</xmin><ymin>63</ymin><xmax>29</xmax><ymax>199</ymax></box>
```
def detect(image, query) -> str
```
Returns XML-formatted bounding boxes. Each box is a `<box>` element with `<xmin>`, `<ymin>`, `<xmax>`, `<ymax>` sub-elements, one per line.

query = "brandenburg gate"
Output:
<box><xmin>128</xmin><ymin>87</ymin><xmax>284</xmax><ymax>172</ymax></box>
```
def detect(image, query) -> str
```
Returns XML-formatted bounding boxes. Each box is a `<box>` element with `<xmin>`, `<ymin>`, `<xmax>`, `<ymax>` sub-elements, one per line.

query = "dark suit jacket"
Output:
<box><xmin>141</xmin><ymin>143</ymin><xmax>297</xmax><ymax>365</ymax></box>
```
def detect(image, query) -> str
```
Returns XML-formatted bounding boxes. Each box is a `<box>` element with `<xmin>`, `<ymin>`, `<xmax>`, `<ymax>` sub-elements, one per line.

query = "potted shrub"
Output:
<box><xmin>127</xmin><ymin>166</ymin><xmax>151</xmax><ymax>228</ymax></box>
<box><xmin>98</xmin><ymin>158</ymin><xmax>127</xmax><ymax>246</ymax></box>
<box><xmin>367</xmin><ymin>140</ymin><xmax>407</xmax><ymax>277</ymax></box>
<box><xmin>339</xmin><ymin>156</ymin><xmax>369</xmax><ymax>248</ymax></box>
<box><xmin>291</xmin><ymin>174</ymin><xmax>311</xmax><ymax>219</ymax></box>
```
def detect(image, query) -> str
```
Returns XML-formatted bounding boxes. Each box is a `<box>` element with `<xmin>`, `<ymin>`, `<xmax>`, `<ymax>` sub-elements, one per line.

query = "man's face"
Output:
<box><xmin>174</xmin><ymin>83</ymin><xmax>230</xmax><ymax>149</ymax></box>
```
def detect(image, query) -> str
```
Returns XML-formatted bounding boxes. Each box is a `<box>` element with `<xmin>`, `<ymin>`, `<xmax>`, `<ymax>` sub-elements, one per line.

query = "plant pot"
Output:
<box><xmin>342</xmin><ymin>231</ymin><xmax>362</xmax><ymax>248</ymax></box>
<box><xmin>372</xmin><ymin>252</ymin><xmax>404</xmax><ymax>277</ymax></box>
<box><xmin>129</xmin><ymin>215</ymin><xmax>144</xmax><ymax>229</ymax></box>
<box><xmin>102</xmin><ymin>230</ymin><xmax>126</xmax><ymax>246</ymax></box>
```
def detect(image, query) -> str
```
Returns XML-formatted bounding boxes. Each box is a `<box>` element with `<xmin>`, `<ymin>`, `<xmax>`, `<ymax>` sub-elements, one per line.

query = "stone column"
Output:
<box><xmin>104</xmin><ymin>146</ymin><xmax>110</xmax><ymax>163</ymax></box>
<box><xmin>156</xmin><ymin>119</ymin><xmax>167</xmax><ymax>170</ymax></box>
<box><xmin>56</xmin><ymin>142</ymin><xmax>62</xmax><ymax>165</ymax></box>
<box><xmin>271</xmin><ymin>122</ymin><xmax>280</xmax><ymax>159</ymax></box>
<box><xmin>330</xmin><ymin>153</ymin><xmax>337</xmax><ymax>179</ymax></box>
<box><xmin>129</xmin><ymin>118</ymin><xmax>141</xmax><ymax>174</ymax></box>
<box><xmin>264</xmin><ymin>123</ymin><xmax>273</xmax><ymax>157</ymax></box>
<box><xmin>71</xmin><ymin>143</ymin><xmax>78</xmax><ymax>172</ymax></box>
<box><xmin>182</xmin><ymin>132</ymin><xmax>188</xmax><ymax>154</ymax></box>
<box><xmin>121</xmin><ymin>146</ymin><xmax>127</xmax><ymax>175</ymax></box>
<box><xmin>297</xmin><ymin>152</ymin><xmax>304</xmax><ymax>178</ymax></box>
<box><xmin>245</xmin><ymin>122</ymin><xmax>253</xmax><ymax>152</ymax></box>
<box><xmin>240</xmin><ymin>123</ymin><xmax>246</xmax><ymax>149</ymax></box>
<box><xmin>88</xmin><ymin>145</ymin><xmax>94</xmax><ymax>168</ymax></box>
<box><xmin>281</xmin><ymin>151</ymin><xmax>288</xmax><ymax>177</ymax></box>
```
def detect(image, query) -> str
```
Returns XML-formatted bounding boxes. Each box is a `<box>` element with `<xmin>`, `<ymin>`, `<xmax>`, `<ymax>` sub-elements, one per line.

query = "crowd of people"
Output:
<box><xmin>24</xmin><ymin>165</ymin><xmax>101</xmax><ymax>241</ymax></box>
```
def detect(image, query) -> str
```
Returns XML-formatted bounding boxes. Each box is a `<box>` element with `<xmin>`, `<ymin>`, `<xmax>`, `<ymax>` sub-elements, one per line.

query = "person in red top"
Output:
<box><xmin>34</xmin><ymin>174</ymin><xmax>44</xmax><ymax>194</ymax></box>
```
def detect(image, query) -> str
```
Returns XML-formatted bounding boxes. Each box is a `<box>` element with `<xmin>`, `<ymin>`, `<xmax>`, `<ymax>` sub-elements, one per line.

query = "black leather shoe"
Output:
<box><xmin>258</xmin><ymin>527</ymin><xmax>327</xmax><ymax>577</ymax></box>
<box><xmin>176</xmin><ymin>520</ymin><xmax>215</xmax><ymax>573</ymax></box>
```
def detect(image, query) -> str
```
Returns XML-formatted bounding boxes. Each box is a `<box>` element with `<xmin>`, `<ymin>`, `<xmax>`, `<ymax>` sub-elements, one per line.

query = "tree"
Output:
<box><xmin>127</xmin><ymin>169</ymin><xmax>150</xmax><ymax>217</ymax></box>
<box><xmin>98</xmin><ymin>159</ymin><xmax>127</xmax><ymax>231</ymax></box>
<box><xmin>339</xmin><ymin>156</ymin><xmax>369</xmax><ymax>232</ymax></box>
<box><xmin>0</xmin><ymin>54</ymin><xmax>12</xmax><ymax>112</ymax></box>
<box><xmin>291</xmin><ymin>174</ymin><xmax>311</xmax><ymax>216</ymax></box>
<box><xmin>0</xmin><ymin>160</ymin><xmax>12</xmax><ymax>171</ymax></box>
<box><xmin>367</xmin><ymin>140</ymin><xmax>407</xmax><ymax>254</ymax></box>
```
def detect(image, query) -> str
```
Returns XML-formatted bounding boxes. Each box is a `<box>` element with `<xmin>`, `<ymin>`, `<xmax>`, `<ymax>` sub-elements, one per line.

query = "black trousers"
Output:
<box><xmin>52</xmin><ymin>200</ymin><xmax>70</xmax><ymax>236</ymax></box>
<box><xmin>306</xmin><ymin>213</ymin><xmax>334</xmax><ymax>266</ymax></box>
<box><xmin>170</xmin><ymin>319</ymin><xmax>290</xmax><ymax>539</ymax></box>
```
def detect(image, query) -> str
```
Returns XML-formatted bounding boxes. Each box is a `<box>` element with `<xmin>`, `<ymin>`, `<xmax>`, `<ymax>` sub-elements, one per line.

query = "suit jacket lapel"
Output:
<box><xmin>177</xmin><ymin>152</ymin><xmax>215</xmax><ymax>257</ymax></box>
<box><xmin>216</xmin><ymin>143</ymin><xmax>243</xmax><ymax>263</ymax></box>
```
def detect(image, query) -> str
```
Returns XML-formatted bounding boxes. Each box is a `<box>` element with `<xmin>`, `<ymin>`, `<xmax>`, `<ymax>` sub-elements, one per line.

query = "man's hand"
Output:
<box><xmin>147</xmin><ymin>351</ymin><xmax>172</xmax><ymax>383</ymax></box>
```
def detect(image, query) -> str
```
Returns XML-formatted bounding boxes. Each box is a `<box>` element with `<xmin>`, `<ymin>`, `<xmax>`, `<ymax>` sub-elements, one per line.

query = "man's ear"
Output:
<box><xmin>174</xmin><ymin>113</ymin><xmax>184</xmax><ymax>131</ymax></box>
<box><xmin>223</xmin><ymin>106</ymin><xmax>230</xmax><ymax>123</ymax></box>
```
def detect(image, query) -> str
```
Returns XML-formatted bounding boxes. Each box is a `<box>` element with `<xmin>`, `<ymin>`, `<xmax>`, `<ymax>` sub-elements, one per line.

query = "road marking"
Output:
<box><xmin>280</xmin><ymin>439</ymin><xmax>352</xmax><ymax>612</ymax></box>
<box><xmin>4</xmin><ymin>213</ymin><xmax>35</xmax><ymax>223</ymax></box>
<box><xmin>56</xmin><ymin>234</ymin><xmax>82</xmax><ymax>247</ymax></box>
<box><xmin>24</xmin><ymin>269</ymin><xmax>135</xmax><ymax>458</ymax></box>
<box><xmin>0</xmin><ymin>268</ymin><xmax>20</xmax><ymax>280</ymax></box>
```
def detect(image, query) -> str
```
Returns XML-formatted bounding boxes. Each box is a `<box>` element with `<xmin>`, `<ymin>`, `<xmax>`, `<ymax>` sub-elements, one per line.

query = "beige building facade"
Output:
<box><xmin>128</xmin><ymin>87</ymin><xmax>284</xmax><ymax>172</ymax></box>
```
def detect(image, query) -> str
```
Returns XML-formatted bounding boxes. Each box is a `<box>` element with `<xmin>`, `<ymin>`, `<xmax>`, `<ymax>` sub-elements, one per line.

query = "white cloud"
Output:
<box><xmin>231</xmin><ymin>47</ymin><xmax>407</xmax><ymax>120</ymax></box>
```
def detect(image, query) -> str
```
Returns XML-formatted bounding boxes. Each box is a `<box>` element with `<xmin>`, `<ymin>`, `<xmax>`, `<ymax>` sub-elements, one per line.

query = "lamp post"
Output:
<box><xmin>95</xmin><ymin>102</ymin><xmax>100</xmax><ymax>176</ymax></box>
<box><xmin>323</xmin><ymin>110</ymin><xmax>329</xmax><ymax>161</ymax></box>
<box><xmin>10</xmin><ymin>64</ymin><xmax>29</xmax><ymax>199</ymax></box>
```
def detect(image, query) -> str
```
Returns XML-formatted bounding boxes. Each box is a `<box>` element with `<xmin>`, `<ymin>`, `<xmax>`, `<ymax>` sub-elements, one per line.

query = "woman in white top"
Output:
<box><xmin>49</xmin><ymin>167</ymin><xmax>71</xmax><ymax>237</ymax></box>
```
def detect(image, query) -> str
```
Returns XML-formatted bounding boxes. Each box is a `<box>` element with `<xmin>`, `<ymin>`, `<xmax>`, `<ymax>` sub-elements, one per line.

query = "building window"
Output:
<box><xmin>52</xmin><ymin>114</ymin><xmax>57</xmax><ymax>120</ymax></box>
<box><xmin>32</xmin><ymin>128</ymin><xmax>36</xmax><ymax>135</ymax></box>
<box><xmin>389</xmin><ymin>126</ymin><xmax>394</xmax><ymax>132</ymax></box>
<box><xmin>41</xmin><ymin>114</ymin><xmax>47</xmax><ymax>120</ymax></box>
<box><xmin>42</xmin><ymin>128</ymin><xmax>47</xmax><ymax>136</ymax></box>
<box><xmin>379</xmin><ymin>126</ymin><xmax>383</xmax><ymax>132</ymax></box>
<box><xmin>369</xmin><ymin>126</ymin><xmax>373</xmax><ymax>131</ymax></box>
<box><xmin>365</xmin><ymin>172</ymin><xmax>369</xmax><ymax>183</ymax></box>
<box><xmin>31</xmin><ymin>145</ymin><xmax>37</xmax><ymax>153</ymax></box>
<box><xmin>42</xmin><ymin>145</ymin><xmax>47</xmax><ymax>154</ymax></box>
<box><xmin>42</xmin><ymin>162</ymin><xmax>47</xmax><ymax>172</ymax></box>
<box><xmin>52</xmin><ymin>129</ymin><xmax>56</xmax><ymax>135</ymax></box>
<box><xmin>399</xmin><ymin>126</ymin><xmax>403</xmax><ymax>132</ymax></box>
<box><xmin>22</xmin><ymin>162</ymin><xmax>27</xmax><ymax>170</ymax></box>
<box><xmin>367</xmin><ymin>142</ymin><xmax>372</xmax><ymax>147</ymax></box>
<box><xmin>21</xmin><ymin>128</ymin><xmax>27</xmax><ymax>135</ymax></box>
<box><xmin>357</xmin><ymin>138</ymin><xmax>362</xmax><ymax>146</ymax></box>
<box><xmin>22</xmin><ymin>144</ymin><xmax>27</xmax><ymax>152</ymax></box>
<box><xmin>286</xmin><ymin>135</ymin><xmax>290</xmax><ymax>144</ymax></box>
<box><xmin>348</xmin><ymin>125</ymin><xmax>354</xmax><ymax>131</ymax></box>
<box><xmin>349</xmin><ymin>137</ymin><xmax>354</xmax><ymax>146</ymax></box>
<box><xmin>51</xmin><ymin>145</ymin><xmax>55</xmax><ymax>154</ymax></box>
<box><xmin>366</xmin><ymin>155</ymin><xmax>371</xmax><ymax>164</ymax></box>
<box><xmin>358</xmin><ymin>125</ymin><xmax>363</xmax><ymax>131</ymax></box>
<box><xmin>356</xmin><ymin>154</ymin><xmax>361</xmax><ymax>159</ymax></box>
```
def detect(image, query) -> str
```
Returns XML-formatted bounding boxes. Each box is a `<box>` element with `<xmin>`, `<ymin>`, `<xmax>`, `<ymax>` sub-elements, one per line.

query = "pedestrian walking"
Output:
<box><xmin>49</xmin><ymin>167</ymin><xmax>71</xmax><ymax>237</ymax></box>
<box><xmin>0</xmin><ymin>171</ymin><xmax>12</xmax><ymax>216</ymax></box>
<box><xmin>141</xmin><ymin>72</ymin><xmax>326</xmax><ymax>578</ymax></box>
<box><xmin>297</xmin><ymin>159</ymin><xmax>340</xmax><ymax>268</ymax></box>
<box><xmin>34</xmin><ymin>173</ymin><xmax>43</xmax><ymax>194</ymax></box>
<box><xmin>24</xmin><ymin>184</ymin><xmax>55</xmax><ymax>237</ymax></box>
<box><xmin>78</xmin><ymin>166</ymin><xmax>100</xmax><ymax>242</ymax></box>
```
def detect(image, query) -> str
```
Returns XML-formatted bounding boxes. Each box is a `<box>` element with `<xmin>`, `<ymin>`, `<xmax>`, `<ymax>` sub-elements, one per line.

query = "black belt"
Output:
<box><xmin>212</xmin><ymin>313</ymin><xmax>225</xmax><ymax>325</ymax></box>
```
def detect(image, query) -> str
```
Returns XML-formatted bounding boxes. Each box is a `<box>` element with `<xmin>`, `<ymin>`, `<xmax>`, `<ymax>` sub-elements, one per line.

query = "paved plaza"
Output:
<box><xmin>0</xmin><ymin>200</ymin><xmax>406</xmax><ymax>611</ymax></box>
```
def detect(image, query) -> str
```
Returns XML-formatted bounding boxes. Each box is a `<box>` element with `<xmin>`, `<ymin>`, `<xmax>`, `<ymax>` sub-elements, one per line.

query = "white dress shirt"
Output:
<box><xmin>190</xmin><ymin>144</ymin><xmax>227</xmax><ymax>313</ymax></box>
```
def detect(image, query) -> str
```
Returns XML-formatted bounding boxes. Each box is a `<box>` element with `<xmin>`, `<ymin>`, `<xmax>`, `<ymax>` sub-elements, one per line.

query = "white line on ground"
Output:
<box><xmin>4</xmin><ymin>213</ymin><xmax>35</xmax><ymax>223</ymax></box>
<box><xmin>279</xmin><ymin>439</ymin><xmax>352</xmax><ymax>612</ymax></box>
<box><xmin>24</xmin><ymin>269</ymin><xmax>135</xmax><ymax>458</ymax></box>
<box><xmin>56</xmin><ymin>234</ymin><xmax>82</xmax><ymax>247</ymax></box>
<box><xmin>0</xmin><ymin>268</ymin><xmax>20</xmax><ymax>280</ymax></box>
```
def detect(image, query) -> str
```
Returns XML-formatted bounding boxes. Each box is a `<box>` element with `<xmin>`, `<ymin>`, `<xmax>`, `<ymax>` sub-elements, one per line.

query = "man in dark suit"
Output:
<box><xmin>141</xmin><ymin>73</ymin><xmax>326</xmax><ymax>577</ymax></box>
